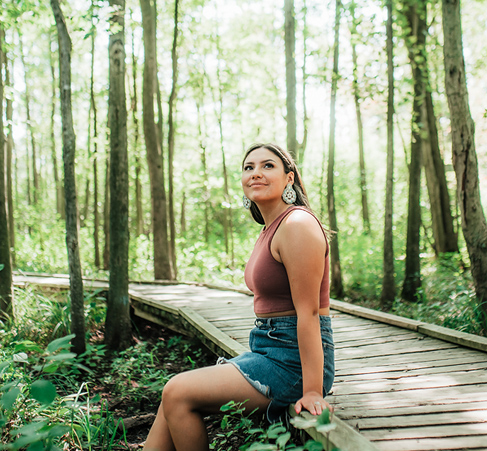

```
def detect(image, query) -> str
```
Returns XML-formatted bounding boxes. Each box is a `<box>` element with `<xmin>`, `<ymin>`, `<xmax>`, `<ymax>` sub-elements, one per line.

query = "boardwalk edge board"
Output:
<box><xmin>288</xmin><ymin>406</ymin><xmax>380</xmax><ymax>451</ymax></box>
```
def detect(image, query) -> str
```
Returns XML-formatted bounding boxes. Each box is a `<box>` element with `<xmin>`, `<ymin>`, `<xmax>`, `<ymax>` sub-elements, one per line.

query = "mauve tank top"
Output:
<box><xmin>245</xmin><ymin>206</ymin><xmax>330</xmax><ymax>315</ymax></box>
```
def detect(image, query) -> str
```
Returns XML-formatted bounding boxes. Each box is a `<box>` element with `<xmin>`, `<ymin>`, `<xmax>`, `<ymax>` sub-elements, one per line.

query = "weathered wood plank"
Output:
<box><xmin>288</xmin><ymin>407</ymin><xmax>380</xmax><ymax>451</ymax></box>
<box><xmin>363</xmin><ymin>422</ymin><xmax>487</xmax><ymax>441</ymax></box>
<box><xmin>372</xmin><ymin>435</ymin><xmax>487</xmax><ymax>451</ymax></box>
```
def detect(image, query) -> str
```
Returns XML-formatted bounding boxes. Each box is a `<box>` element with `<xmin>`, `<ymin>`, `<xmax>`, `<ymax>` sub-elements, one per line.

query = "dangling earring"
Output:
<box><xmin>242</xmin><ymin>195</ymin><xmax>251</xmax><ymax>209</ymax></box>
<box><xmin>282</xmin><ymin>183</ymin><xmax>297</xmax><ymax>204</ymax></box>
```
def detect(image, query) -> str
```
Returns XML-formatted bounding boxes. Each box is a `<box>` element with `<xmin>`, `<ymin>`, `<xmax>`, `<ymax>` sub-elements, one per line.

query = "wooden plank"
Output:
<box><xmin>349</xmin><ymin>410</ymin><xmax>487</xmax><ymax>429</ymax></box>
<box><xmin>335</xmin><ymin>361</ymin><xmax>487</xmax><ymax>383</ymax></box>
<box><xmin>330</xmin><ymin>299</ymin><xmax>422</xmax><ymax>330</ymax></box>
<box><xmin>338</xmin><ymin>400</ymin><xmax>487</xmax><ymax>420</ymax></box>
<box><xmin>288</xmin><ymin>407</ymin><xmax>379</xmax><ymax>451</ymax></box>
<box><xmin>364</xmin><ymin>423</ymin><xmax>487</xmax><ymax>441</ymax></box>
<box><xmin>372</xmin><ymin>435</ymin><xmax>487</xmax><ymax>451</ymax></box>
<box><xmin>419</xmin><ymin>323</ymin><xmax>487</xmax><ymax>353</ymax></box>
<box><xmin>178</xmin><ymin>307</ymin><xmax>248</xmax><ymax>358</ymax></box>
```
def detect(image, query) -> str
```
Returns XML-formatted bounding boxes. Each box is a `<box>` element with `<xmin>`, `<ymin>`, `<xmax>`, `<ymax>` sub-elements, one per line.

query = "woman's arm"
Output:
<box><xmin>274</xmin><ymin>210</ymin><xmax>331</xmax><ymax>415</ymax></box>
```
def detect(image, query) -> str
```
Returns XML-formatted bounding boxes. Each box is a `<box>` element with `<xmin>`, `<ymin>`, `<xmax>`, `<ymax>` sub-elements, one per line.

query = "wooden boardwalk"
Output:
<box><xmin>14</xmin><ymin>274</ymin><xmax>487</xmax><ymax>451</ymax></box>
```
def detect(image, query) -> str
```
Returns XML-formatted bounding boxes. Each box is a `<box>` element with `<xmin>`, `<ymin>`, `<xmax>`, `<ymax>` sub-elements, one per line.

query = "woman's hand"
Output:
<box><xmin>294</xmin><ymin>391</ymin><xmax>333</xmax><ymax>416</ymax></box>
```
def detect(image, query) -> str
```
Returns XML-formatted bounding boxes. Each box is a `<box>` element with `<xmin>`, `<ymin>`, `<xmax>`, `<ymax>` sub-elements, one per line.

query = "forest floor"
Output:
<box><xmin>92</xmin><ymin>317</ymin><xmax>262</xmax><ymax>450</ymax></box>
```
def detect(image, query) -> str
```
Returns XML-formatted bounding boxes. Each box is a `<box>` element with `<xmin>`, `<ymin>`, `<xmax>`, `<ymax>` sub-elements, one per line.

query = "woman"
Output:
<box><xmin>144</xmin><ymin>143</ymin><xmax>334</xmax><ymax>451</ymax></box>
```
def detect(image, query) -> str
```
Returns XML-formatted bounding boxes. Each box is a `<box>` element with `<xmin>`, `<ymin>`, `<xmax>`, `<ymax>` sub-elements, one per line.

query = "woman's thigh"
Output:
<box><xmin>162</xmin><ymin>363</ymin><xmax>271</xmax><ymax>415</ymax></box>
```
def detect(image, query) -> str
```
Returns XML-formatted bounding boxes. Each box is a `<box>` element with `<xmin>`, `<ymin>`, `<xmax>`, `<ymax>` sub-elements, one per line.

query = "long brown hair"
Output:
<box><xmin>242</xmin><ymin>143</ymin><xmax>311</xmax><ymax>225</ymax></box>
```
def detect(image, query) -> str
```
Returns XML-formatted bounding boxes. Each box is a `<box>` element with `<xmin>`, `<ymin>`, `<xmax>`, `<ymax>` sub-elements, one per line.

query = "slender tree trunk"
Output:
<box><xmin>442</xmin><ymin>0</ymin><xmax>487</xmax><ymax>328</ymax></box>
<box><xmin>284</xmin><ymin>0</ymin><xmax>297</xmax><ymax>159</ymax></box>
<box><xmin>167</xmin><ymin>0</ymin><xmax>180</xmax><ymax>278</ymax></box>
<box><xmin>49</xmin><ymin>32</ymin><xmax>64</xmax><ymax>219</ymax></box>
<box><xmin>349</xmin><ymin>0</ymin><xmax>370</xmax><ymax>234</ymax></box>
<box><xmin>298</xmin><ymin>0</ymin><xmax>309</xmax><ymax>170</ymax></box>
<box><xmin>402</xmin><ymin>1</ymin><xmax>424</xmax><ymax>301</ymax></box>
<box><xmin>5</xmin><ymin>44</ymin><xmax>15</xmax><ymax>265</ymax></box>
<box><xmin>90</xmin><ymin>6</ymin><xmax>100</xmax><ymax>268</ymax></box>
<box><xmin>381</xmin><ymin>0</ymin><xmax>396</xmax><ymax>305</ymax></box>
<box><xmin>327</xmin><ymin>0</ymin><xmax>344</xmax><ymax>298</ymax></box>
<box><xmin>103</xmin><ymin>155</ymin><xmax>110</xmax><ymax>270</ymax></box>
<box><xmin>423</xmin><ymin>79</ymin><xmax>458</xmax><ymax>254</ymax></box>
<box><xmin>20</xmin><ymin>37</ymin><xmax>40</xmax><ymax>205</ymax></box>
<box><xmin>105</xmin><ymin>0</ymin><xmax>131</xmax><ymax>351</ymax></box>
<box><xmin>196</xmin><ymin>100</ymin><xmax>210</xmax><ymax>244</ymax></box>
<box><xmin>50</xmin><ymin>0</ymin><xmax>86</xmax><ymax>355</ymax></box>
<box><xmin>130</xmin><ymin>20</ymin><xmax>144</xmax><ymax>237</ymax></box>
<box><xmin>0</xmin><ymin>28</ymin><xmax>13</xmax><ymax>317</ymax></box>
<box><xmin>140</xmin><ymin>0</ymin><xmax>172</xmax><ymax>280</ymax></box>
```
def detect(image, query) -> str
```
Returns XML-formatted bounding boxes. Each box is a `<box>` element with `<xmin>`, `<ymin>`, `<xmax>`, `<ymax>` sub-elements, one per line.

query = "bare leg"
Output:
<box><xmin>143</xmin><ymin>363</ymin><xmax>270</xmax><ymax>451</ymax></box>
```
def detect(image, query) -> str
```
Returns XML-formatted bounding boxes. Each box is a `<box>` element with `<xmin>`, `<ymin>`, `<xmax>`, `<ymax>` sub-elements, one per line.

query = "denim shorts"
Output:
<box><xmin>217</xmin><ymin>315</ymin><xmax>334</xmax><ymax>423</ymax></box>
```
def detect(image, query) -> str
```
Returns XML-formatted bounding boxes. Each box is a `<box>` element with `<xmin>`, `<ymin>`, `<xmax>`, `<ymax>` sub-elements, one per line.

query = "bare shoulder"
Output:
<box><xmin>282</xmin><ymin>209</ymin><xmax>324</xmax><ymax>237</ymax></box>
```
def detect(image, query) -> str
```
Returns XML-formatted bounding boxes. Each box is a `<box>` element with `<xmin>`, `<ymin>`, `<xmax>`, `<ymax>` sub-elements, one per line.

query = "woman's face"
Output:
<box><xmin>241</xmin><ymin>147</ymin><xmax>294</xmax><ymax>206</ymax></box>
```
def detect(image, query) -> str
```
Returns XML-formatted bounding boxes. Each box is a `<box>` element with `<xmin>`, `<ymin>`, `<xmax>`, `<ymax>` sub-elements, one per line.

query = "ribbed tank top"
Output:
<box><xmin>245</xmin><ymin>206</ymin><xmax>330</xmax><ymax>315</ymax></box>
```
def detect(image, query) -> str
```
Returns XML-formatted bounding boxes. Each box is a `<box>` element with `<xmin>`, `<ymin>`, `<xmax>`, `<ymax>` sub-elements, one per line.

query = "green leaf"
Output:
<box><xmin>0</xmin><ymin>387</ymin><xmax>21</xmax><ymax>410</ymax></box>
<box><xmin>31</xmin><ymin>380</ymin><xmax>57</xmax><ymax>405</ymax></box>
<box><xmin>276</xmin><ymin>431</ymin><xmax>291</xmax><ymax>448</ymax></box>
<box><xmin>14</xmin><ymin>420</ymin><xmax>47</xmax><ymax>436</ymax></box>
<box><xmin>13</xmin><ymin>352</ymin><xmax>29</xmax><ymax>363</ymax></box>
<box><xmin>26</xmin><ymin>442</ymin><xmax>44</xmax><ymax>451</ymax></box>
<box><xmin>317</xmin><ymin>408</ymin><xmax>330</xmax><ymax>425</ymax></box>
<box><xmin>0</xmin><ymin>264</ymin><xmax>4</xmax><ymax>272</ymax></box>
<box><xmin>46</xmin><ymin>334</ymin><xmax>75</xmax><ymax>354</ymax></box>
<box><xmin>45</xmin><ymin>352</ymin><xmax>77</xmax><ymax>362</ymax></box>
<box><xmin>14</xmin><ymin>341</ymin><xmax>43</xmax><ymax>353</ymax></box>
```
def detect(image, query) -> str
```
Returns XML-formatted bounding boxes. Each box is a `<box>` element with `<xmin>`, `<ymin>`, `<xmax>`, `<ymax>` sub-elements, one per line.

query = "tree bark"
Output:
<box><xmin>402</xmin><ymin>0</ymin><xmax>424</xmax><ymax>301</ymax></box>
<box><xmin>442</xmin><ymin>0</ymin><xmax>487</xmax><ymax>328</ymax></box>
<box><xmin>49</xmin><ymin>33</ymin><xmax>64</xmax><ymax>219</ymax></box>
<box><xmin>130</xmin><ymin>20</ymin><xmax>144</xmax><ymax>237</ymax></box>
<box><xmin>423</xmin><ymin>79</ymin><xmax>458</xmax><ymax>254</ymax></box>
<box><xmin>380</xmin><ymin>0</ymin><xmax>396</xmax><ymax>305</ymax></box>
<box><xmin>327</xmin><ymin>0</ymin><xmax>344</xmax><ymax>298</ymax></box>
<box><xmin>140</xmin><ymin>0</ymin><xmax>172</xmax><ymax>280</ymax></box>
<box><xmin>284</xmin><ymin>0</ymin><xmax>297</xmax><ymax>159</ymax></box>
<box><xmin>167</xmin><ymin>0</ymin><xmax>180</xmax><ymax>278</ymax></box>
<box><xmin>4</xmin><ymin>39</ymin><xmax>15</xmax><ymax>265</ymax></box>
<box><xmin>20</xmin><ymin>36</ymin><xmax>40</xmax><ymax>205</ymax></box>
<box><xmin>298</xmin><ymin>0</ymin><xmax>309</xmax><ymax>171</ymax></box>
<box><xmin>105</xmin><ymin>0</ymin><xmax>131</xmax><ymax>351</ymax></box>
<box><xmin>0</xmin><ymin>27</ymin><xmax>13</xmax><ymax>317</ymax></box>
<box><xmin>349</xmin><ymin>0</ymin><xmax>370</xmax><ymax>234</ymax></box>
<box><xmin>50</xmin><ymin>0</ymin><xmax>86</xmax><ymax>355</ymax></box>
<box><xmin>90</xmin><ymin>4</ymin><xmax>100</xmax><ymax>268</ymax></box>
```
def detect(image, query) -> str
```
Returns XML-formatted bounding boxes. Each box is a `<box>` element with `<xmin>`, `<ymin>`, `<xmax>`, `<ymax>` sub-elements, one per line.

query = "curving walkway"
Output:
<box><xmin>14</xmin><ymin>274</ymin><xmax>487</xmax><ymax>451</ymax></box>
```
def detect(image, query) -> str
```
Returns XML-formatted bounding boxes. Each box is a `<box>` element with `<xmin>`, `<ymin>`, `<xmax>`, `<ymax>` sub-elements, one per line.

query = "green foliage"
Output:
<box><xmin>391</xmin><ymin>253</ymin><xmax>484</xmax><ymax>336</ymax></box>
<box><xmin>211</xmin><ymin>401</ymin><xmax>332</xmax><ymax>451</ymax></box>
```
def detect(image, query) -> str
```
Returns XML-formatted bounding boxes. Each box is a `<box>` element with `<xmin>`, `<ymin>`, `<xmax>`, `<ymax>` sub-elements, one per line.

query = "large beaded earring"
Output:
<box><xmin>242</xmin><ymin>195</ymin><xmax>251</xmax><ymax>209</ymax></box>
<box><xmin>282</xmin><ymin>183</ymin><xmax>297</xmax><ymax>204</ymax></box>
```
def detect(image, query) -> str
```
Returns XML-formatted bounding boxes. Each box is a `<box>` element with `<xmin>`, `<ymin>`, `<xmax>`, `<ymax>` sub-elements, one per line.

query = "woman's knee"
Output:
<box><xmin>162</xmin><ymin>373</ymin><xmax>191</xmax><ymax>414</ymax></box>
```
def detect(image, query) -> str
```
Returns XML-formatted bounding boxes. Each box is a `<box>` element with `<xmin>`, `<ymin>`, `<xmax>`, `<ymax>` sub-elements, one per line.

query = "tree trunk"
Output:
<box><xmin>196</xmin><ymin>100</ymin><xmax>210</xmax><ymax>244</ymax></box>
<box><xmin>402</xmin><ymin>0</ymin><xmax>424</xmax><ymax>301</ymax></box>
<box><xmin>49</xmin><ymin>33</ymin><xmax>64</xmax><ymax>219</ymax></box>
<box><xmin>298</xmin><ymin>0</ymin><xmax>309</xmax><ymax>171</ymax></box>
<box><xmin>423</xmin><ymin>84</ymin><xmax>458</xmax><ymax>254</ymax></box>
<box><xmin>20</xmin><ymin>37</ymin><xmax>40</xmax><ymax>205</ymax></box>
<box><xmin>5</xmin><ymin>42</ymin><xmax>15</xmax><ymax>265</ymax></box>
<box><xmin>0</xmin><ymin>28</ymin><xmax>13</xmax><ymax>317</ymax></box>
<box><xmin>105</xmin><ymin>0</ymin><xmax>131</xmax><ymax>352</ymax></box>
<box><xmin>380</xmin><ymin>0</ymin><xmax>396</xmax><ymax>305</ymax></box>
<box><xmin>103</xmin><ymin>154</ymin><xmax>110</xmax><ymax>270</ymax></box>
<box><xmin>140</xmin><ymin>0</ymin><xmax>172</xmax><ymax>280</ymax></box>
<box><xmin>167</xmin><ymin>0</ymin><xmax>180</xmax><ymax>278</ymax></box>
<box><xmin>327</xmin><ymin>0</ymin><xmax>344</xmax><ymax>298</ymax></box>
<box><xmin>442</xmin><ymin>0</ymin><xmax>487</xmax><ymax>328</ymax></box>
<box><xmin>90</xmin><ymin>5</ymin><xmax>100</xmax><ymax>268</ymax></box>
<box><xmin>349</xmin><ymin>1</ymin><xmax>370</xmax><ymax>234</ymax></box>
<box><xmin>284</xmin><ymin>0</ymin><xmax>297</xmax><ymax>159</ymax></box>
<box><xmin>130</xmin><ymin>20</ymin><xmax>144</xmax><ymax>237</ymax></box>
<box><xmin>50</xmin><ymin>0</ymin><xmax>86</xmax><ymax>356</ymax></box>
